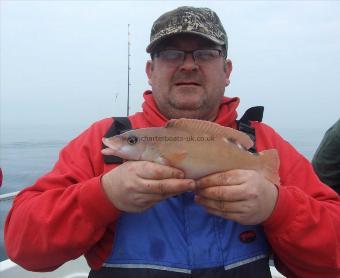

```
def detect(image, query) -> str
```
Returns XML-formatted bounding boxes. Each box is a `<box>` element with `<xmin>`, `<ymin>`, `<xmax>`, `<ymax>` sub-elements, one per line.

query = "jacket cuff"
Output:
<box><xmin>79</xmin><ymin>175</ymin><xmax>120</xmax><ymax>227</ymax></box>
<box><xmin>262</xmin><ymin>186</ymin><xmax>298</xmax><ymax>234</ymax></box>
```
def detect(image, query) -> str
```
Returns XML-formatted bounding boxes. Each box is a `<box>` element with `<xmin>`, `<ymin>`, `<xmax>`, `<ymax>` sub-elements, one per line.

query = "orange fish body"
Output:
<box><xmin>102</xmin><ymin>119</ymin><xmax>280</xmax><ymax>184</ymax></box>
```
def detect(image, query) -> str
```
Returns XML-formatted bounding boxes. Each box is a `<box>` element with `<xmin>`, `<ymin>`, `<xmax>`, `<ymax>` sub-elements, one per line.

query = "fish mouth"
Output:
<box><xmin>102</xmin><ymin>137</ymin><xmax>136</xmax><ymax>160</ymax></box>
<box><xmin>102</xmin><ymin>137</ymin><xmax>121</xmax><ymax>156</ymax></box>
<box><xmin>102</xmin><ymin>137</ymin><xmax>117</xmax><ymax>148</ymax></box>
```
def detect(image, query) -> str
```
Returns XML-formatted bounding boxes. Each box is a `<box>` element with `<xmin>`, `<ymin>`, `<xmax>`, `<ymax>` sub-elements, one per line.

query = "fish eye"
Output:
<box><xmin>127</xmin><ymin>135</ymin><xmax>138</xmax><ymax>145</ymax></box>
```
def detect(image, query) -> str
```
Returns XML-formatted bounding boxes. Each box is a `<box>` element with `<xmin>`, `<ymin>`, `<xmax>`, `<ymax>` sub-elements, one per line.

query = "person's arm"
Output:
<box><xmin>312</xmin><ymin>119</ymin><xmax>340</xmax><ymax>193</ymax></box>
<box><xmin>4</xmin><ymin>119</ymin><xmax>120</xmax><ymax>271</ymax></box>
<box><xmin>258</xmin><ymin>124</ymin><xmax>340</xmax><ymax>277</ymax></box>
<box><xmin>4</xmin><ymin>118</ymin><xmax>196</xmax><ymax>272</ymax></box>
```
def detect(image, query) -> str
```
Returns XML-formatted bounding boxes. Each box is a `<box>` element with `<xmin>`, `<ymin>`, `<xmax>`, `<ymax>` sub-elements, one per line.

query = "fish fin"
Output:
<box><xmin>258</xmin><ymin>149</ymin><xmax>280</xmax><ymax>185</ymax></box>
<box><xmin>166</xmin><ymin>118</ymin><xmax>254</xmax><ymax>149</ymax></box>
<box><xmin>161</xmin><ymin>150</ymin><xmax>188</xmax><ymax>166</ymax></box>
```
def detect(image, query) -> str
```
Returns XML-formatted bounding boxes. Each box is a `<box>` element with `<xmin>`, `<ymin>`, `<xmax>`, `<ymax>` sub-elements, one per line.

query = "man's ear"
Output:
<box><xmin>146</xmin><ymin>60</ymin><xmax>153</xmax><ymax>82</ymax></box>
<box><xmin>224</xmin><ymin>59</ymin><xmax>232</xmax><ymax>87</ymax></box>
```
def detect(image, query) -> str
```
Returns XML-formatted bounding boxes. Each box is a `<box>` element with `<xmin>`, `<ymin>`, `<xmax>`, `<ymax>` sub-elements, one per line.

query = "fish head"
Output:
<box><xmin>102</xmin><ymin>130</ymin><xmax>146</xmax><ymax>160</ymax></box>
<box><xmin>102</xmin><ymin>127</ymin><xmax>164</xmax><ymax>161</ymax></box>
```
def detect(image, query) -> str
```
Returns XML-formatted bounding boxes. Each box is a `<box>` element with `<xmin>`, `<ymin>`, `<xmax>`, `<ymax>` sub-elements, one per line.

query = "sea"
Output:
<box><xmin>0</xmin><ymin>124</ymin><xmax>327</xmax><ymax>262</ymax></box>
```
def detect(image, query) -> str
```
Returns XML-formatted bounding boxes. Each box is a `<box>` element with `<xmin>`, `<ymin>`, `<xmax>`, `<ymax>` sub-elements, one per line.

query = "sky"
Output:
<box><xmin>1</xmin><ymin>0</ymin><xmax>340</xmax><ymax>138</ymax></box>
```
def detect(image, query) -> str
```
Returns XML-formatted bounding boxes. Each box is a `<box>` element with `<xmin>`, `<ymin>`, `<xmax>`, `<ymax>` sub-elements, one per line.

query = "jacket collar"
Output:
<box><xmin>141</xmin><ymin>90</ymin><xmax>240</xmax><ymax>128</ymax></box>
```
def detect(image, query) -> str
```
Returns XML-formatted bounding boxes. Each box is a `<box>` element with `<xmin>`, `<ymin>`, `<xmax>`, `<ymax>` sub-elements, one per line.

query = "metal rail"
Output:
<box><xmin>0</xmin><ymin>191</ymin><xmax>19</xmax><ymax>201</ymax></box>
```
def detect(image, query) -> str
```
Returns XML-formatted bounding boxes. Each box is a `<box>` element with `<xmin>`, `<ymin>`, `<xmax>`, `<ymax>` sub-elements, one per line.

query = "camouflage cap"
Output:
<box><xmin>146</xmin><ymin>6</ymin><xmax>228</xmax><ymax>55</ymax></box>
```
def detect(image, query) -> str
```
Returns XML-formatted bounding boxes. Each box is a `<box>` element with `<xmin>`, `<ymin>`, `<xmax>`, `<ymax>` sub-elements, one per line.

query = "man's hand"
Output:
<box><xmin>102</xmin><ymin>161</ymin><xmax>195</xmax><ymax>212</ymax></box>
<box><xmin>195</xmin><ymin>169</ymin><xmax>278</xmax><ymax>225</ymax></box>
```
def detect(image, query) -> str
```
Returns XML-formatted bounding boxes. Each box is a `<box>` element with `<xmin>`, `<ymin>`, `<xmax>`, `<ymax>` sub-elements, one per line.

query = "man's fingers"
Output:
<box><xmin>139</xmin><ymin>178</ymin><xmax>195</xmax><ymax>195</ymax></box>
<box><xmin>130</xmin><ymin>192</ymin><xmax>175</xmax><ymax>209</ymax></box>
<box><xmin>196</xmin><ymin>169</ymin><xmax>247</xmax><ymax>189</ymax></box>
<box><xmin>195</xmin><ymin>185</ymin><xmax>247</xmax><ymax>202</ymax></box>
<box><xmin>126</xmin><ymin>161</ymin><xmax>185</xmax><ymax>180</ymax></box>
<box><xmin>195</xmin><ymin>196</ymin><xmax>247</xmax><ymax>214</ymax></box>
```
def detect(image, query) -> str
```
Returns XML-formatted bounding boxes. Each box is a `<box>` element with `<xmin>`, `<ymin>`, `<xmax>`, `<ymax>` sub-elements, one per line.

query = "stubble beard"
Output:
<box><xmin>158</xmin><ymin>88</ymin><xmax>218</xmax><ymax>120</ymax></box>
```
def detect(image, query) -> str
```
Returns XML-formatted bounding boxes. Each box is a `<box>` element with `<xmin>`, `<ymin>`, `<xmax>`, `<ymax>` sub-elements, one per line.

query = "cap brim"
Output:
<box><xmin>146</xmin><ymin>31</ymin><xmax>225</xmax><ymax>53</ymax></box>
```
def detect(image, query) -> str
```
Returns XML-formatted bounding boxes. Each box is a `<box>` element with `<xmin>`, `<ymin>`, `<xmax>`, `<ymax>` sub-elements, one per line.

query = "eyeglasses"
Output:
<box><xmin>153</xmin><ymin>49</ymin><xmax>224</xmax><ymax>67</ymax></box>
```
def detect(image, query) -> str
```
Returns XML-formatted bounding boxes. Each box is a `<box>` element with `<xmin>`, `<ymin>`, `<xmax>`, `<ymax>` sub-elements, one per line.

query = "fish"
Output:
<box><xmin>102</xmin><ymin>118</ymin><xmax>280</xmax><ymax>184</ymax></box>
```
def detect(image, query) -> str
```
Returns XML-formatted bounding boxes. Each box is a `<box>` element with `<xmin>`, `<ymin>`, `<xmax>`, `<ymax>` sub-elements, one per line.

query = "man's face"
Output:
<box><xmin>146</xmin><ymin>34</ymin><xmax>232</xmax><ymax>120</ymax></box>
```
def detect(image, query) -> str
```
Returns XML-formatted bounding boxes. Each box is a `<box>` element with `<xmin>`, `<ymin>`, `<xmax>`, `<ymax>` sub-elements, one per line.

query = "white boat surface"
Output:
<box><xmin>0</xmin><ymin>256</ymin><xmax>90</xmax><ymax>278</ymax></box>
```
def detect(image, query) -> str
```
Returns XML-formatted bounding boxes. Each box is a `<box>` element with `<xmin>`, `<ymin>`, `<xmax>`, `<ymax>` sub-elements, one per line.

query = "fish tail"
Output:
<box><xmin>258</xmin><ymin>149</ymin><xmax>280</xmax><ymax>185</ymax></box>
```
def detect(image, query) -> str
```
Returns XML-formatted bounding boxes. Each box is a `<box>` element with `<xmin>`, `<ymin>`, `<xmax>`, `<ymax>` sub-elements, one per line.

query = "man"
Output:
<box><xmin>312</xmin><ymin>118</ymin><xmax>340</xmax><ymax>194</ymax></box>
<box><xmin>5</xmin><ymin>6</ymin><xmax>340</xmax><ymax>278</ymax></box>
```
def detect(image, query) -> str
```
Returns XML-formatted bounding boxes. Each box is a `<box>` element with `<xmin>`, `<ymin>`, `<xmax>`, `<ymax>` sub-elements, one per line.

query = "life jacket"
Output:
<box><xmin>91</xmin><ymin>107</ymin><xmax>272</xmax><ymax>278</ymax></box>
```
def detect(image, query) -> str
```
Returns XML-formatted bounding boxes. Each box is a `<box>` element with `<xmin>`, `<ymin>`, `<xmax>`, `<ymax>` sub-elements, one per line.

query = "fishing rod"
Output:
<box><xmin>127</xmin><ymin>23</ymin><xmax>131</xmax><ymax>116</ymax></box>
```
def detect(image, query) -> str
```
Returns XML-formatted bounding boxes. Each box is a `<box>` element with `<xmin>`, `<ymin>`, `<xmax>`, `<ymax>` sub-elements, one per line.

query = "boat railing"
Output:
<box><xmin>0</xmin><ymin>191</ymin><xmax>19</xmax><ymax>201</ymax></box>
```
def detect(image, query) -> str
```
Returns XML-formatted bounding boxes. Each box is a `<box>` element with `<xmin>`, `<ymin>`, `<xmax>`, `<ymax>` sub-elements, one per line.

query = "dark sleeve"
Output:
<box><xmin>312</xmin><ymin>118</ymin><xmax>340</xmax><ymax>193</ymax></box>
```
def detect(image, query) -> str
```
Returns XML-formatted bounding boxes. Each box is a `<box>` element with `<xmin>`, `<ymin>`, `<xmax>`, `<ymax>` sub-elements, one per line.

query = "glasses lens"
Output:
<box><xmin>158</xmin><ymin>50</ymin><xmax>183</xmax><ymax>62</ymax></box>
<box><xmin>194</xmin><ymin>50</ymin><xmax>221</xmax><ymax>63</ymax></box>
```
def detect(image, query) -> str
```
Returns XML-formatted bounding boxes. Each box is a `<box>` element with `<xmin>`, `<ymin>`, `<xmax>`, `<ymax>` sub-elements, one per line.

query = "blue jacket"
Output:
<box><xmin>91</xmin><ymin>192</ymin><xmax>271</xmax><ymax>277</ymax></box>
